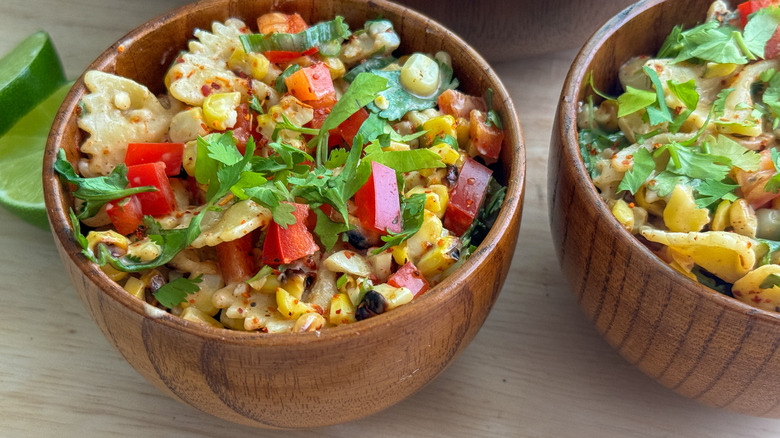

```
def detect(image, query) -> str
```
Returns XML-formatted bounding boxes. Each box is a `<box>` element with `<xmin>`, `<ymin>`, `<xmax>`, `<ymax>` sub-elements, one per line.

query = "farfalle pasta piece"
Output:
<box><xmin>165</xmin><ymin>19</ymin><xmax>252</xmax><ymax>107</ymax></box>
<box><xmin>717</xmin><ymin>59</ymin><xmax>780</xmax><ymax>137</ymax></box>
<box><xmin>640</xmin><ymin>228</ymin><xmax>758</xmax><ymax>283</ymax></box>
<box><xmin>663</xmin><ymin>185</ymin><xmax>710</xmax><ymax>232</ymax></box>
<box><xmin>190</xmin><ymin>199</ymin><xmax>272</xmax><ymax>248</ymax></box>
<box><xmin>77</xmin><ymin>70</ymin><xmax>180</xmax><ymax>177</ymax></box>
<box><xmin>732</xmin><ymin>264</ymin><xmax>780</xmax><ymax>312</ymax></box>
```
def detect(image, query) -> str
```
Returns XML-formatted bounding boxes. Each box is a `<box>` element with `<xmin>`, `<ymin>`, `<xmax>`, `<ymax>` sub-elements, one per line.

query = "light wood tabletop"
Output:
<box><xmin>2</xmin><ymin>1</ymin><xmax>780</xmax><ymax>436</ymax></box>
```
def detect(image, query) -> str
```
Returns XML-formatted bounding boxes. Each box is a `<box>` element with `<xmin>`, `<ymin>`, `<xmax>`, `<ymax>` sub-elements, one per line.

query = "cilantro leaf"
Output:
<box><xmin>53</xmin><ymin>149</ymin><xmax>156</xmax><ymax>219</ymax></box>
<box><xmin>713</xmin><ymin>88</ymin><xmax>734</xmax><ymax>117</ymax></box>
<box><xmin>762</xmin><ymin>69</ymin><xmax>780</xmax><ymax>121</ymax></box>
<box><xmin>648</xmin><ymin>170</ymin><xmax>689</xmax><ymax>197</ymax></box>
<box><xmin>366</xmin><ymin>60</ymin><xmax>458</xmax><ymax>121</ymax></box>
<box><xmin>275</xmin><ymin>64</ymin><xmax>301</xmax><ymax>93</ymax></box>
<box><xmin>313</xmin><ymin>207</ymin><xmax>351</xmax><ymax>251</ymax></box>
<box><xmin>764</xmin><ymin>148</ymin><xmax>780</xmax><ymax>194</ymax></box>
<box><xmin>374</xmin><ymin>193</ymin><xmax>427</xmax><ymax>252</ymax></box>
<box><xmin>694</xmin><ymin>178</ymin><xmax>739</xmax><ymax>208</ymax></box>
<box><xmin>707</xmin><ymin>135</ymin><xmax>761</xmax><ymax>171</ymax></box>
<box><xmin>617</xmin><ymin>86</ymin><xmax>656</xmax><ymax>118</ymax></box>
<box><xmin>643</xmin><ymin>66</ymin><xmax>673</xmax><ymax>125</ymax></box>
<box><xmin>744</xmin><ymin>9</ymin><xmax>780</xmax><ymax>58</ymax></box>
<box><xmin>153</xmin><ymin>275</ymin><xmax>203</xmax><ymax>309</ymax></box>
<box><xmin>362</xmin><ymin>149</ymin><xmax>445</xmax><ymax>173</ymax></box>
<box><xmin>758</xmin><ymin>238</ymin><xmax>780</xmax><ymax>266</ymax></box>
<box><xmin>343</xmin><ymin>55</ymin><xmax>396</xmax><ymax>83</ymax></box>
<box><xmin>240</xmin><ymin>16</ymin><xmax>351</xmax><ymax>55</ymax></box>
<box><xmin>618</xmin><ymin>147</ymin><xmax>655</xmax><ymax>194</ymax></box>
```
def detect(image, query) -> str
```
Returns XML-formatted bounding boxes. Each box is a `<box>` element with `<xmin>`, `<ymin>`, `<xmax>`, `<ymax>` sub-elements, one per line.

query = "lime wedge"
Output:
<box><xmin>0</xmin><ymin>81</ymin><xmax>73</xmax><ymax>229</ymax></box>
<box><xmin>0</xmin><ymin>31</ymin><xmax>66</xmax><ymax>136</ymax></box>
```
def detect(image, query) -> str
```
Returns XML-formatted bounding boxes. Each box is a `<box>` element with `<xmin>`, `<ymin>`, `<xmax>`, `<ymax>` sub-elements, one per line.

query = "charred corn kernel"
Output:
<box><xmin>86</xmin><ymin>230</ymin><xmax>129</xmax><ymax>254</ymax></box>
<box><xmin>322</xmin><ymin>56</ymin><xmax>345</xmax><ymax>79</ymax></box>
<box><xmin>228</xmin><ymin>46</ymin><xmax>269</xmax><ymax>80</ymax></box>
<box><xmin>400</xmin><ymin>53</ymin><xmax>440</xmax><ymax>97</ymax></box>
<box><xmin>371</xmin><ymin>283</ymin><xmax>413</xmax><ymax>310</ymax></box>
<box><xmin>422</xmin><ymin>115</ymin><xmax>457</xmax><ymax>145</ymax></box>
<box><xmin>180</xmin><ymin>306</ymin><xmax>224</xmax><ymax>328</ymax></box>
<box><xmin>417</xmin><ymin>235</ymin><xmax>461</xmax><ymax>277</ymax></box>
<box><xmin>203</xmin><ymin>91</ymin><xmax>241</xmax><ymax>131</ymax></box>
<box><xmin>276</xmin><ymin>287</ymin><xmax>319</xmax><ymax>320</ymax></box>
<box><xmin>611</xmin><ymin>199</ymin><xmax>634</xmax><ymax>232</ymax></box>
<box><xmin>124</xmin><ymin>276</ymin><xmax>146</xmax><ymax>300</ymax></box>
<box><xmin>329</xmin><ymin>293</ymin><xmax>357</xmax><ymax>325</ymax></box>
<box><xmin>294</xmin><ymin>313</ymin><xmax>326</xmax><ymax>332</ymax></box>
<box><xmin>407</xmin><ymin>185</ymin><xmax>449</xmax><ymax>218</ymax></box>
<box><xmin>392</xmin><ymin>241</ymin><xmax>409</xmax><ymax>265</ymax></box>
<box><xmin>404</xmin><ymin>108</ymin><xmax>439</xmax><ymax>128</ymax></box>
<box><xmin>374</xmin><ymin>95</ymin><xmax>390</xmax><ymax>110</ymax></box>
<box><xmin>407</xmin><ymin>210</ymin><xmax>443</xmax><ymax>262</ymax></box>
<box><xmin>664</xmin><ymin>185</ymin><xmax>710</xmax><ymax>232</ymax></box>
<box><xmin>455</xmin><ymin>117</ymin><xmax>470</xmax><ymax>146</ymax></box>
<box><xmin>703</xmin><ymin>62</ymin><xmax>737</xmax><ymax>78</ymax></box>
<box><xmin>219</xmin><ymin>312</ymin><xmax>246</xmax><ymax>331</ymax></box>
<box><xmin>127</xmin><ymin>239</ymin><xmax>162</xmax><ymax>262</ymax></box>
<box><xmin>429</xmin><ymin>143</ymin><xmax>460</xmax><ymax>165</ymax></box>
<box><xmin>101</xmin><ymin>264</ymin><xmax>128</xmax><ymax>282</ymax></box>
<box><xmin>712</xmin><ymin>200</ymin><xmax>732</xmax><ymax>231</ymax></box>
<box><xmin>283</xmin><ymin>273</ymin><xmax>307</xmax><ymax>300</ymax></box>
<box><xmin>729</xmin><ymin>198</ymin><xmax>758</xmax><ymax>238</ymax></box>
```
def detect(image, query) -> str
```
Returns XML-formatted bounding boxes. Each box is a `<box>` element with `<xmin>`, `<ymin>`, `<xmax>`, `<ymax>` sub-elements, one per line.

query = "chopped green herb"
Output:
<box><xmin>154</xmin><ymin>275</ymin><xmax>203</xmax><ymax>309</ymax></box>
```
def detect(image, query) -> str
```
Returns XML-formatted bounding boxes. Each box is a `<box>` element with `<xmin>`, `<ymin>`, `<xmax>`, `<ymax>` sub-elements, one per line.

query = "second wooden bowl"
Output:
<box><xmin>549</xmin><ymin>0</ymin><xmax>780</xmax><ymax>417</ymax></box>
<box><xmin>43</xmin><ymin>0</ymin><xmax>525</xmax><ymax>429</ymax></box>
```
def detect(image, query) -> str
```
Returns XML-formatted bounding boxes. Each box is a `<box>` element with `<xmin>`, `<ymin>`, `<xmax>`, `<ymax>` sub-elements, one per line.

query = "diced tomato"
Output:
<box><xmin>216</xmin><ymin>233</ymin><xmax>257</xmax><ymax>284</ymax></box>
<box><xmin>257</xmin><ymin>12</ymin><xmax>309</xmax><ymax>34</ymax></box>
<box><xmin>437</xmin><ymin>89</ymin><xmax>486</xmax><ymax>119</ymax></box>
<box><xmin>387</xmin><ymin>261</ymin><xmax>429</xmax><ymax>297</ymax></box>
<box><xmin>262</xmin><ymin>202</ymin><xmax>320</xmax><ymax>266</ymax></box>
<box><xmin>738</xmin><ymin>0</ymin><xmax>780</xmax><ymax>27</ymax></box>
<box><xmin>337</xmin><ymin>107</ymin><xmax>369</xmax><ymax>146</ymax></box>
<box><xmin>231</xmin><ymin>103</ymin><xmax>267</xmax><ymax>154</ymax></box>
<box><xmin>354</xmin><ymin>161</ymin><xmax>402</xmax><ymax>235</ymax></box>
<box><xmin>468</xmin><ymin>110</ymin><xmax>504</xmax><ymax>164</ymax></box>
<box><xmin>124</xmin><ymin>142</ymin><xmax>184</xmax><ymax>176</ymax></box>
<box><xmin>284</xmin><ymin>62</ymin><xmax>335</xmax><ymax>102</ymax></box>
<box><xmin>105</xmin><ymin>196</ymin><xmax>143</xmax><ymax>235</ymax></box>
<box><xmin>126</xmin><ymin>162</ymin><xmax>177</xmax><ymax>216</ymax></box>
<box><xmin>444</xmin><ymin>157</ymin><xmax>493</xmax><ymax>236</ymax></box>
<box><xmin>766</xmin><ymin>25</ymin><xmax>780</xmax><ymax>58</ymax></box>
<box><xmin>304</xmin><ymin>97</ymin><xmax>343</xmax><ymax>147</ymax></box>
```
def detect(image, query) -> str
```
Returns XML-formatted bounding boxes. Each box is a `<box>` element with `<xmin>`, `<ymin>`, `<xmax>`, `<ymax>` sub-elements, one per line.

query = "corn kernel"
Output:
<box><xmin>417</xmin><ymin>235</ymin><xmax>460</xmax><ymax>277</ymax></box>
<box><xmin>400</xmin><ymin>53</ymin><xmax>440</xmax><ymax>97</ymax></box>
<box><xmin>329</xmin><ymin>293</ymin><xmax>357</xmax><ymax>325</ymax></box>
<box><xmin>123</xmin><ymin>276</ymin><xmax>146</xmax><ymax>300</ymax></box>
<box><xmin>392</xmin><ymin>242</ymin><xmax>409</xmax><ymax>265</ymax></box>
<box><xmin>422</xmin><ymin>115</ymin><xmax>457</xmax><ymax>145</ymax></box>
<box><xmin>180</xmin><ymin>306</ymin><xmax>224</xmax><ymax>328</ymax></box>
<box><xmin>101</xmin><ymin>263</ymin><xmax>128</xmax><ymax>282</ymax></box>
<box><xmin>322</xmin><ymin>56</ymin><xmax>346</xmax><ymax>79</ymax></box>
<box><xmin>276</xmin><ymin>287</ymin><xmax>319</xmax><ymax>320</ymax></box>
<box><xmin>407</xmin><ymin>185</ymin><xmax>449</xmax><ymax>219</ymax></box>
<box><xmin>611</xmin><ymin>199</ymin><xmax>634</xmax><ymax>232</ymax></box>
<box><xmin>429</xmin><ymin>143</ymin><xmax>460</xmax><ymax>165</ymax></box>
<box><xmin>202</xmin><ymin>91</ymin><xmax>241</xmax><ymax>131</ymax></box>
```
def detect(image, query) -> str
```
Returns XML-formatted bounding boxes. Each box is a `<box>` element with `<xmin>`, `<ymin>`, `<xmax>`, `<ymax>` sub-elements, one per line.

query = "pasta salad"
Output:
<box><xmin>56</xmin><ymin>12</ymin><xmax>506</xmax><ymax>332</ymax></box>
<box><xmin>579</xmin><ymin>0</ymin><xmax>780</xmax><ymax>312</ymax></box>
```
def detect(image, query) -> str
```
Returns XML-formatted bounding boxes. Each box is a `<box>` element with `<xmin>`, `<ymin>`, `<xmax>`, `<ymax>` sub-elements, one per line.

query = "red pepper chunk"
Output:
<box><xmin>337</xmin><ymin>107</ymin><xmax>369</xmax><ymax>146</ymax></box>
<box><xmin>444</xmin><ymin>157</ymin><xmax>493</xmax><ymax>236</ymax></box>
<box><xmin>387</xmin><ymin>261</ymin><xmax>429</xmax><ymax>297</ymax></box>
<box><xmin>737</xmin><ymin>1</ymin><xmax>780</xmax><ymax>27</ymax></box>
<box><xmin>263</xmin><ymin>47</ymin><xmax>318</xmax><ymax>64</ymax></box>
<box><xmin>262</xmin><ymin>202</ymin><xmax>320</xmax><ymax>266</ymax></box>
<box><xmin>468</xmin><ymin>110</ymin><xmax>504</xmax><ymax>164</ymax></box>
<box><xmin>216</xmin><ymin>233</ymin><xmax>256</xmax><ymax>284</ymax></box>
<box><xmin>126</xmin><ymin>162</ymin><xmax>177</xmax><ymax>216</ymax></box>
<box><xmin>124</xmin><ymin>142</ymin><xmax>184</xmax><ymax>176</ymax></box>
<box><xmin>284</xmin><ymin>62</ymin><xmax>335</xmax><ymax>102</ymax></box>
<box><xmin>105</xmin><ymin>195</ymin><xmax>143</xmax><ymax>235</ymax></box>
<box><xmin>354</xmin><ymin>161</ymin><xmax>402</xmax><ymax>235</ymax></box>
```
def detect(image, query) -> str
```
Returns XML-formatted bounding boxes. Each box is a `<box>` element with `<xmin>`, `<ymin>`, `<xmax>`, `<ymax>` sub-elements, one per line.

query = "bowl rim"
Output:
<box><xmin>43</xmin><ymin>0</ymin><xmax>526</xmax><ymax>345</ymax></box>
<box><xmin>557</xmin><ymin>0</ymin><xmax>780</xmax><ymax>324</ymax></box>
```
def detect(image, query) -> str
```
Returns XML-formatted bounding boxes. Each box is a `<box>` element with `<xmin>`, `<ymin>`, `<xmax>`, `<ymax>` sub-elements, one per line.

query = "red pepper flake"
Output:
<box><xmin>345</xmin><ymin>251</ymin><xmax>353</xmax><ymax>259</ymax></box>
<box><xmin>117</xmin><ymin>45</ymin><xmax>125</xmax><ymax>53</ymax></box>
<box><xmin>201</xmin><ymin>84</ymin><xmax>212</xmax><ymax>97</ymax></box>
<box><xmin>211</xmin><ymin>82</ymin><xmax>221</xmax><ymax>90</ymax></box>
<box><xmin>628</xmin><ymin>202</ymin><xmax>635</xmax><ymax>208</ymax></box>
<box><xmin>336</xmin><ymin>309</ymin><xmax>342</xmax><ymax>314</ymax></box>
<box><xmin>238</xmin><ymin>308</ymin><xmax>244</xmax><ymax>314</ymax></box>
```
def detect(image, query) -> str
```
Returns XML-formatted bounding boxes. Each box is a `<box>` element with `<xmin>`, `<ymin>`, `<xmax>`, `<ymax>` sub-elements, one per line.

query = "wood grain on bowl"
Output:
<box><xmin>549</xmin><ymin>0</ymin><xmax>780</xmax><ymax>418</ymax></box>
<box><xmin>43</xmin><ymin>0</ymin><xmax>525</xmax><ymax>428</ymax></box>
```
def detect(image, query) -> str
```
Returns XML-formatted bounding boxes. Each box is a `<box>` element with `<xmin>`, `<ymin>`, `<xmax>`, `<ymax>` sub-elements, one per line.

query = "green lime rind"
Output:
<box><xmin>0</xmin><ymin>31</ymin><xmax>67</xmax><ymax>137</ymax></box>
<box><xmin>0</xmin><ymin>81</ymin><xmax>73</xmax><ymax>230</ymax></box>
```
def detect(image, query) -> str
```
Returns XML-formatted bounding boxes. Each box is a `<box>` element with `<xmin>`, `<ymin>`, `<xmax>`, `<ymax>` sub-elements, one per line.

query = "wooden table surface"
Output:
<box><xmin>3</xmin><ymin>1</ymin><xmax>780</xmax><ymax>436</ymax></box>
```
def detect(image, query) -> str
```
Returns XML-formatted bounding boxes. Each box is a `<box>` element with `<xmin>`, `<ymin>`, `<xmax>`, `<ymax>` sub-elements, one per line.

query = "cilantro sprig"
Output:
<box><xmin>154</xmin><ymin>275</ymin><xmax>203</xmax><ymax>309</ymax></box>
<box><xmin>239</xmin><ymin>16</ymin><xmax>351</xmax><ymax>57</ymax></box>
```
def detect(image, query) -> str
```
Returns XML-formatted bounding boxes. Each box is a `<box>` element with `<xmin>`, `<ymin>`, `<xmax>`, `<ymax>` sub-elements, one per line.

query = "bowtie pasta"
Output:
<box><xmin>57</xmin><ymin>12</ymin><xmax>507</xmax><ymax>333</ymax></box>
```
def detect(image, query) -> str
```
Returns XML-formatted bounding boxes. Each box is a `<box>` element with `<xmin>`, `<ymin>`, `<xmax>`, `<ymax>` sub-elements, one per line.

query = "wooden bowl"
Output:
<box><xmin>42</xmin><ymin>0</ymin><xmax>525</xmax><ymax>429</ymax></box>
<box><xmin>395</xmin><ymin>0</ymin><xmax>636</xmax><ymax>61</ymax></box>
<box><xmin>549</xmin><ymin>0</ymin><xmax>780</xmax><ymax>417</ymax></box>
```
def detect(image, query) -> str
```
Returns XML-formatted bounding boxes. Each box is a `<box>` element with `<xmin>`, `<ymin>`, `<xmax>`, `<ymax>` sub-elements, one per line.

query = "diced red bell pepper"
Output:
<box><xmin>105</xmin><ymin>195</ymin><xmax>143</xmax><ymax>235</ymax></box>
<box><xmin>231</xmin><ymin>103</ymin><xmax>267</xmax><ymax>154</ymax></box>
<box><xmin>738</xmin><ymin>0</ymin><xmax>780</xmax><ymax>27</ymax></box>
<box><xmin>216</xmin><ymin>233</ymin><xmax>257</xmax><ymax>284</ymax></box>
<box><xmin>284</xmin><ymin>62</ymin><xmax>335</xmax><ymax>102</ymax></box>
<box><xmin>337</xmin><ymin>107</ymin><xmax>369</xmax><ymax>146</ymax></box>
<box><xmin>766</xmin><ymin>25</ymin><xmax>780</xmax><ymax>58</ymax></box>
<box><xmin>437</xmin><ymin>89</ymin><xmax>486</xmax><ymax>119</ymax></box>
<box><xmin>354</xmin><ymin>161</ymin><xmax>402</xmax><ymax>235</ymax></box>
<box><xmin>263</xmin><ymin>47</ymin><xmax>319</xmax><ymax>64</ymax></box>
<box><xmin>262</xmin><ymin>202</ymin><xmax>320</xmax><ymax>266</ymax></box>
<box><xmin>124</xmin><ymin>142</ymin><xmax>184</xmax><ymax>176</ymax></box>
<box><xmin>444</xmin><ymin>157</ymin><xmax>493</xmax><ymax>236</ymax></box>
<box><xmin>126</xmin><ymin>162</ymin><xmax>177</xmax><ymax>216</ymax></box>
<box><xmin>468</xmin><ymin>110</ymin><xmax>504</xmax><ymax>164</ymax></box>
<box><xmin>387</xmin><ymin>261</ymin><xmax>429</xmax><ymax>297</ymax></box>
